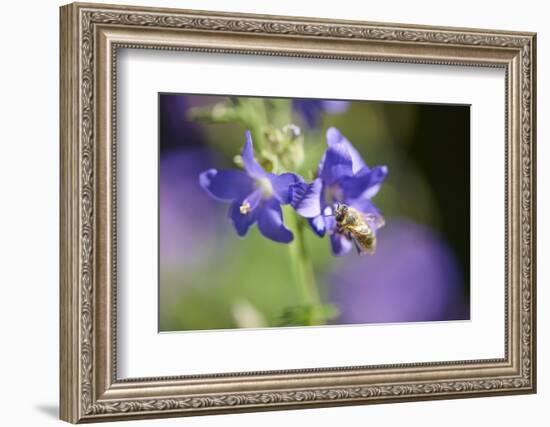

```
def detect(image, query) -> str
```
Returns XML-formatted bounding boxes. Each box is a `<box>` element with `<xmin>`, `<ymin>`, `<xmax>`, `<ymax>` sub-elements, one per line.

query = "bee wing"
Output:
<box><xmin>351</xmin><ymin>233</ymin><xmax>375</xmax><ymax>255</ymax></box>
<box><xmin>363</xmin><ymin>211</ymin><xmax>385</xmax><ymax>231</ymax></box>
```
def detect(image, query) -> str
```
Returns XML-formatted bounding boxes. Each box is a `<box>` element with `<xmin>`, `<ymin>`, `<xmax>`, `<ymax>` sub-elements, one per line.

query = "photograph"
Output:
<box><xmin>159</xmin><ymin>93</ymin><xmax>471</xmax><ymax>331</ymax></box>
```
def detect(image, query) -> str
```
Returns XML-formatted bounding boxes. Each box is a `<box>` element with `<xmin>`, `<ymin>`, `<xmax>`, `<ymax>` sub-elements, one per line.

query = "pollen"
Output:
<box><xmin>239</xmin><ymin>200</ymin><xmax>252</xmax><ymax>215</ymax></box>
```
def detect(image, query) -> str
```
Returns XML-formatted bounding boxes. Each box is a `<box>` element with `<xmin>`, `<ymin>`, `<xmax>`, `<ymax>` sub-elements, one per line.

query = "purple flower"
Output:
<box><xmin>159</xmin><ymin>94</ymin><xmax>204</xmax><ymax>152</ymax></box>
<box><xmin>200</xmin><ymin>131</ymin><xmax>299</xmax><ymax>243</ymax></box>
<box><xmin>293</xmin><ymin>99</ymin><xmax>350</xmax><ymax>128</ymax></box>
<box><xmin>160</xmin><ymin>148</ymin><xmax>223</xmax><ymax>266</ymax></box>
<box><xmin>291</xmin><ymin>127</ymin><xmax>388</xmax><ymax>255</ymax></box>
<box><xmin>329</xmin><ymin>220</ymin><xmax>469</xmax><ymax>324</ymax></box>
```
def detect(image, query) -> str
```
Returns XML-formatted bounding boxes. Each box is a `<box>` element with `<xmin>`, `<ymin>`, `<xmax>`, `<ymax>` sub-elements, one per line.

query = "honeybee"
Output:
<box><xmin>333</xmin><ymin>203</ymin><xmax>385</xmax><ymax>255</ymax></box>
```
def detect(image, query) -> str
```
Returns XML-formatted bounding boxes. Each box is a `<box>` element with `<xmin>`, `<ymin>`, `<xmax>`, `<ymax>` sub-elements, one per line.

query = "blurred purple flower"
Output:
<box><xmin>329</xmin><ymin>220</ymin><xmax>469</xmax><ymax>323</ymax></box>
<box><xmin>160</xmin><ymin>148</ymin><xmax>222</xmax><ymax>266</ymax></box>
<box><xmin>291</xmin><ymin>127</ymin><xmax>388</xmax><ymax>255</ymax></box>
<box><xmin>200</xmin><ymin>131</ymin><xmax>300</xmax><ymax>243</ymax></box>
<box><xmin>293</xmin><ymin>99</ymin><xmax>350</xmax><ymax>128</ymax></box>
<box><xmin>159</xmin><ymin>94</ymin><xmax>204</xmax><ymax>152</ymax></box>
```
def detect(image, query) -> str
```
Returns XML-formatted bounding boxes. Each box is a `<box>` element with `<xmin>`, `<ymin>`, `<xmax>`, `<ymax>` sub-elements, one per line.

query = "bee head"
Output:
<box><xmin>333</xmin><ymin>203</ymin><xmax>348</xmax><ymax>222</ymax></box>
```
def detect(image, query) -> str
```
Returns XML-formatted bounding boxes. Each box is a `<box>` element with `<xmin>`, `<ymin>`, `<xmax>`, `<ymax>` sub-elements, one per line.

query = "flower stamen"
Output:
<box><xmin>240</xmin><ymin>200</ymin><xmax>252</xmax><ymax>215</ymax></box>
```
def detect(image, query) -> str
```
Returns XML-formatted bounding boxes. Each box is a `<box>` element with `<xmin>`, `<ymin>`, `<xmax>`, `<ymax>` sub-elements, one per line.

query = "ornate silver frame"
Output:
<box><xmin>60</xmin><ymin>2</ymin><xmax>537</xmax><ymax>423</ymax></box>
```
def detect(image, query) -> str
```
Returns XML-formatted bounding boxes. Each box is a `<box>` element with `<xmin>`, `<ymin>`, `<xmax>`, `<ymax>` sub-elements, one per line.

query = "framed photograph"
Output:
<box><xmin>60</xmin><ymin>2</ymin><xmax>537</xmax><ymax>423</ymax></box>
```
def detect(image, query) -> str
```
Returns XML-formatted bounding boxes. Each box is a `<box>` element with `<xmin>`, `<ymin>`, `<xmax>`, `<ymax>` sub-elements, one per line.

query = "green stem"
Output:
<box><xmin>286</xmin><ymin>209</ymin><xmax>322</xmax><ymax>323</ymax></box>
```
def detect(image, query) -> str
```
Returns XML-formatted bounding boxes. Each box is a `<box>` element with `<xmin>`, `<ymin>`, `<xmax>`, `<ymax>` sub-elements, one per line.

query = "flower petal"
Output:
<box><xmin>290</xmin><ymin>178</ymin><xmax>323</xmax><ymax>218</ymax></box>
<box><xmin>319</xmin><ymin>142</ymin><xmax>353</xmax><ymax>185</ymax></box>
<box><xmin>269</xmin><ymin>172</ymin><xmax>300</xmax><ymax>204</ymax></box>
<box><xmin>199</xmin><ymin>169</ymin><xmax>253</xmax><ymax>201</ymax></box>
<box><xmin>326</xmin><ymin>127</ymin><xmax>366</xmax><ymax>173</ymax></box>
<box><xmin>308</xmin><ymin>215</ymin><xmax>327</xmax><ymax>237</ymax></box>
<box><xmin>340</xmin><ymin>165</ymin><xmax>388</xmax><ymax>200</ymax></box>
<box><xmin>362</xmin><ymin>165</ymin><xmax>388</xmax><ymax>198</ymax></box>
<box><xmin>229</xmin><ymin>198</ymin><xmax>258</xmax><ymax>237</ymax></box>
<box><xmin>293</xmin><ymin>100</ymin><xmax>323</xmax><ymax>128</ymax></box>
<box><xmin>330</xmin><ymin>232</ymin><xmax>353</xmax><ymax>256</ymax></box>
<box><xmin>243</xmin><ymin>189</ymin><xmax>263</xmax><ymax>212</ymax></box>
<box><xmin>257</xmin><ymin>200</ymin><xmax>293</xmax><ymax>243</ymax></box>
<box><xmin>241</xmin><ymin>131</ymin><xmax>266</xmax><ymax>178</ymax></box>
<box><xmin>349</xmin><ymin>198</ymin><xmax>385</xmax><ymax>231</ymax></box>
<box><xmin>321</xmin><ymin>100</ymin><xmax>350</xmax><ymax>114</ymax></box>
<box><xmin>294</xmin><ymin>100</ymin><xmax>350</xmax><ymax>128</ymax></box>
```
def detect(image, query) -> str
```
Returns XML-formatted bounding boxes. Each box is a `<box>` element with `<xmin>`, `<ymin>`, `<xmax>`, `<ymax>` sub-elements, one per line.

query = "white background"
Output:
<box><xmin>0</xmin><ymin>0</ymin><xmax>546</xmax><ymax>426</ymax></box>
<box><xmin>118</xmin><ymin>50</ymin><xmax>504</xmax><ymax>377</ymax></box>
